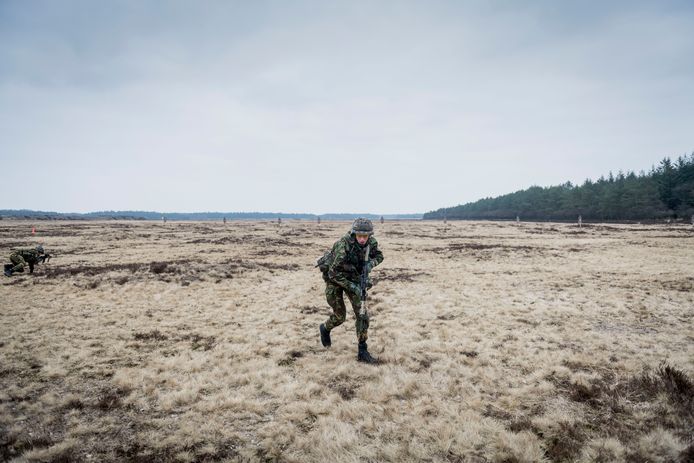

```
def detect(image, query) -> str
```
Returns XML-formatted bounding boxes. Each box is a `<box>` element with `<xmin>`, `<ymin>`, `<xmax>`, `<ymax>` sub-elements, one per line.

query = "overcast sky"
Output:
<box><xmin>1</xmin><ymin>1</ymin><xmax>692</xmax><ymax>214</ymax></box>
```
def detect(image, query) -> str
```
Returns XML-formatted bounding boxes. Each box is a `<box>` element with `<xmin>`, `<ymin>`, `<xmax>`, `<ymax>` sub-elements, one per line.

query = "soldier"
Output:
<box><xmin>319</xmin><ymin>218</ymin><xmax>384</xmax><ymax>363</ymax></box>
<box><xmin>4</xmin><ymin>245</ymin><xmax>47</xmax><ymax>277</ymax></box>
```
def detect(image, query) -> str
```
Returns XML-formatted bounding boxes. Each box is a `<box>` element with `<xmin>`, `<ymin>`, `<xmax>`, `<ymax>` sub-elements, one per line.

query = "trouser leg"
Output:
<box><xmin>346</xmin><ymin>288</ymin><xmax>368</xmax><ymax>342</ymax></box>
<box><xmin>324</xmin><ymin>283</ymin><xmax>346</xmax><ymax>331</ymax></box>
<box><xmin>10</xmin><ymin>254</ymin><xmax>26</xmax><ymax>273</ymax></box>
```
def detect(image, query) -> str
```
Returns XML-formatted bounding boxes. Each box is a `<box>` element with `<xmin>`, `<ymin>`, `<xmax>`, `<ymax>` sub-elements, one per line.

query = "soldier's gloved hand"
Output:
<box><xmin>349</xmin><ymin>282</ymin><xmax>361</xmax><ymax>294</ymax></box>
<box><xmin>366</xmin><ymin>277</ymin><xmax>373</xmax><ymax>289</ymax></box>
<box><xmin>365</xmin><ymin>260</ymin><xmax>375</xmax><ymax>273</ymax></box>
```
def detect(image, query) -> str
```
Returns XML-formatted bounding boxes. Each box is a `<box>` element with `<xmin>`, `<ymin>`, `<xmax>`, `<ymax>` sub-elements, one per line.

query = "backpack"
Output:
<box><xmin>315</xmin><ymin>249</ymin><xmax>334</xmax><ymax>274</ymax></box>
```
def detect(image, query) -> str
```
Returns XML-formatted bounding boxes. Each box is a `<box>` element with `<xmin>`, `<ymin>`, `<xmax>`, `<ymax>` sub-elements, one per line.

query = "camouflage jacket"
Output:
<box><xmin>327</xmin><ymin>232</ymin><xmax>384</xmax><ymax>290</ymax></box>
<box><xmin>11</xmin><ymin>248</ymin><xmax>41</xmax><ymax>264</ymax></box>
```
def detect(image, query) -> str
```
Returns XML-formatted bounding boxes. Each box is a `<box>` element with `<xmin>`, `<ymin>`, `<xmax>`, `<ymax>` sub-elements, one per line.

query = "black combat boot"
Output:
<box><xmin>319</xmin><ymin>323</ymin><xmax>331</xmax><ymax>347</ymax></box>
<box><xmin>4</xmin><ymin>268</ymin><xmax>13</xmax><ymax>277</ymax></box>
<box><xmin>357</xmin><ymin>341</ymin><xmax>377</xmax><ymax>364</ymax></box>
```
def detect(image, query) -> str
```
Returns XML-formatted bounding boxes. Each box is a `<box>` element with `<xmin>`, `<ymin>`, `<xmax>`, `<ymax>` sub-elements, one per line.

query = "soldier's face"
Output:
<box><xmin>355</xmin><ymin>233</ymin><xmax>369</xmax><ymax>245</ymax></box>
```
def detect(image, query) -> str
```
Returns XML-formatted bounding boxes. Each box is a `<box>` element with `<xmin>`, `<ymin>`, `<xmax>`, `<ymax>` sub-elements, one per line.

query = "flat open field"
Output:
<box><xmin>1</xmin><ymin>220</ymin><xmax>693</xmax><ymax>462</ymax></box>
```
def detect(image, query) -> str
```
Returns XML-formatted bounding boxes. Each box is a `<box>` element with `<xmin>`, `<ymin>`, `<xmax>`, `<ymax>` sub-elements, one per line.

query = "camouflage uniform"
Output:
<box><xmin>8</xmin><ymin>248</ymin><xmax>42</xmax><ymax>273</ymax></box>
<box><xmin>323</xmin><ymin>232</ymin><xmax>384</xmax><ymax>342</ymax></box>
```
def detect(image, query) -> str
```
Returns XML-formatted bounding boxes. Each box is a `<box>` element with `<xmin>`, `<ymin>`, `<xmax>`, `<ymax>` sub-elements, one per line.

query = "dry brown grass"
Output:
<box><xmin>1</xmin><ymin>219</ymin><xmax>693</xmax><ymax>462</ymax></box>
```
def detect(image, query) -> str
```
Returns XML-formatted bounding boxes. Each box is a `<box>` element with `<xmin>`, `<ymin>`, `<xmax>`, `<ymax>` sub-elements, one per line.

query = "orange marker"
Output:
<box><xmin>31</xmin><ymin>227</ymin><xmax>36</xmax><ymax>235</ymax></box>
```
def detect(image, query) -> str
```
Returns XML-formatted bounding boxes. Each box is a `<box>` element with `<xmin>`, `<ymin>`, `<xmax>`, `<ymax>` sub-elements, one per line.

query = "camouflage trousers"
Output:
<box><xmin>9</xmin><ymin>253</ymin><xmax>27</xmax><ymax>272</ymax></box>
<box><xmin>324</xmin><ymin>281</ymin><xmax>369</xmax><ymax>342</ymax></box>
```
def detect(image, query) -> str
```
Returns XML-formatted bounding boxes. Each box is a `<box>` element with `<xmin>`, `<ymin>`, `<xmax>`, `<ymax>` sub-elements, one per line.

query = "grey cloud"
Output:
<box><xmin>1</xmin><ymin>1</ymin><xmax>692</xmax><ymax>213</ymax></box>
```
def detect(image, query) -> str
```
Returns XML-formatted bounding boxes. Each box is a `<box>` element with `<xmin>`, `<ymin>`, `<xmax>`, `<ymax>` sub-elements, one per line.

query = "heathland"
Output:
<box><xmin>1</xmin><ymin>220</ymin><xmax>692</xmax><ymax>462</ymax></box>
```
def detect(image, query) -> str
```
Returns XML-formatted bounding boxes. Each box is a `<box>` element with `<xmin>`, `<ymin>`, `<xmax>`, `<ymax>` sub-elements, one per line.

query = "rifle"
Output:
<box><xmin>359</xmin><ymin>245</ymin><xmax>370</xmax><ymax>320</ymax></box>
<box><xmin>38</xmin><ymin>253</ymin><xmax>52</xmax><ymax>264</ymax></box>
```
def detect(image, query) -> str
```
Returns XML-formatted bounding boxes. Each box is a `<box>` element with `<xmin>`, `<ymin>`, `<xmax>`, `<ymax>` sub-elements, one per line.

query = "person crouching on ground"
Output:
<box><xmin>4</xmin><ymin>245</ymin><xmax>47</xmax><ymax>277</ymax></box>
<box><xmin>319</xmin><ymin>218</ymin><xmax>383</xmax><ymax>363</ymax></box>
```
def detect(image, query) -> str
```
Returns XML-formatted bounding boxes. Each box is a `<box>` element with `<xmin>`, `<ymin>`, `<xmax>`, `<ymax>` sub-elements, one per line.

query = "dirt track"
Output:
<box><xmin>1</xmin><ymin>220</ymin><xmax>692</xmax><ymax>462</ymax></box>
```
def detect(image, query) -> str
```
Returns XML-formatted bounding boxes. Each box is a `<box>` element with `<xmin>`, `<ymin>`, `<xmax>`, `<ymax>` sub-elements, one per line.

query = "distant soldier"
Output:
<box><xmin>4</xmin><ymin>245</ymin><xmax>47</xmax><ymax>277</ymax></box>
<box><xmin>317</xmin><ymin>218</ymin><xmax>384</xmax><ymax>363</ymax></box>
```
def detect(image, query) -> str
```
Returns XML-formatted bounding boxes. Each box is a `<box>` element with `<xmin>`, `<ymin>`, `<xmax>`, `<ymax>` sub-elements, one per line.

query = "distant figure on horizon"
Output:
<box><xmin>4</xmin><ymin>245</ymin><xmax>48</xmax><ymax>277</ymax></box>
<box><xmin>316</xmin><ymin>218</ymin><xmax>384</xmax><ymax>363</ymax></box>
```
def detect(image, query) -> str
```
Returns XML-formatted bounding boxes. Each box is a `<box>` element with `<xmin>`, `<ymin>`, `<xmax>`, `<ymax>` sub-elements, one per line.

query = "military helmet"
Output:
<box><xmin>351</xmin><ymin>218</ymin><xmax>374</xmax><ymax>236</ymax></box>
<box><xmin>36</xmin><ymin>245</ymin><xmax>44</xmax><ymax>254</ymax></box>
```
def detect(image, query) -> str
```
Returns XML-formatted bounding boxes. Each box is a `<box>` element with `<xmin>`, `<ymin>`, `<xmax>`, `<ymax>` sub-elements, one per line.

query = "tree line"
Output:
<box><xmin>424</xmin><ymin>154</ymin><xmax>694</xmax><ymax>222</ymax></box>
